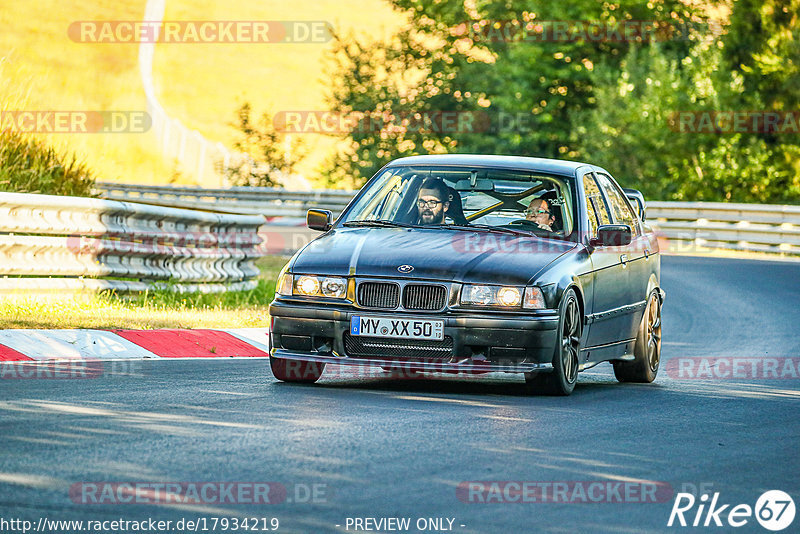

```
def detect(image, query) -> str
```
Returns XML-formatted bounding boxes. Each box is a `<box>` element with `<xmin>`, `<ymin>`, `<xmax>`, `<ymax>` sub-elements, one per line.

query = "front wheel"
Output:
<box><xmin>270</xmin><ymin>357</ymin><xmax>325</xmax><ymax>383</ymax></box>
<box><xmin>525</xmin><ymin>289</ymin><xmax>581</xmax><ymax>396</ymax></box>
<box><xmin>613</xmin><ymin>290</ymin><xmax>662</xmax><ymax>383</ymax></box>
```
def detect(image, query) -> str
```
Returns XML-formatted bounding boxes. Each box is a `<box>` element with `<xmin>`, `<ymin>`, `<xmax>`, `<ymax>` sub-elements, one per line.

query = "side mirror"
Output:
<box><xmin>306</xmin><ymin>209</ymin><xmax>332</xmax><ymax>231</ymax></box>
<box><xmin>622</xmin><ymin>188</ymin><xmax>646</xmax><ymax>222</ymax></box>
<box><xmin>593</xmin><ymin>224</ymin><xmax>632</xmax><ymax>247</ymax></box>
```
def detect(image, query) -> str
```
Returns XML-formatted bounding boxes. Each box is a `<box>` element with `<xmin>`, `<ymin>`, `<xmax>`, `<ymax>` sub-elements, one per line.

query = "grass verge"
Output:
<box><xmin>0</xmin><ymin>256</ymin><xmax>288</xmax><ymax>330</ymax></box>
<box><xmin>0</xmin><ymin>129</ymin><xmax>96</xmax><ymax>196</ymax></box>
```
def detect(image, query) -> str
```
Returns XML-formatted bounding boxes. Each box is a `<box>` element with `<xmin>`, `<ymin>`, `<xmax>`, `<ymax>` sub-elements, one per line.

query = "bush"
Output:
<box><xmin>0</xmin><ymin>129</ymin><xmax>96</xmax><ymax>196</ymax></box>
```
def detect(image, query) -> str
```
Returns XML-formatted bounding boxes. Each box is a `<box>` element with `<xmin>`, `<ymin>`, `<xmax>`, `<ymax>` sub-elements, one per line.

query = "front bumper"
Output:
<box><xmin>269</xmin><ymin>300</ymin><xmax>559</xmax><ymax>374</ymax></box>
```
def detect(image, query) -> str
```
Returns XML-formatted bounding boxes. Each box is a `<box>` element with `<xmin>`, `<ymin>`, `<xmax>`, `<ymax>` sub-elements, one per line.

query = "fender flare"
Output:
<box><xmin>645</xmin><ymin>274</ymin><xmax>665</xmax><ymax>304</ymax></box>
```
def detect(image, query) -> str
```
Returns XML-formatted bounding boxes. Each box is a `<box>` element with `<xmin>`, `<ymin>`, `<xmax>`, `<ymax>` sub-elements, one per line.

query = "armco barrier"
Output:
<box><xmin>96</xmin><ymin>182</ymin><xmax>355</xmax><ymax>217</ymax></box>
<box><xmin>96</xmin><ymin>184</ymin><xmax>800</xmax><ymax>256</ymax></box>
<box><xmin>0</xmin><ymin>192</ymin><xmax>267</xmax><ymax>295</ymax></box>
<box><xmin>648</xmin><ymin>201</ymin><xmax>800</xmax><ymax>255</ymax></box>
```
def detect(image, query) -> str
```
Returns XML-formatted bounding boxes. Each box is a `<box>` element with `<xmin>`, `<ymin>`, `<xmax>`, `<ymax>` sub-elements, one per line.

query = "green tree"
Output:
<box><xmin>577</xmin><ymin>7</ymin><xmax>800</xmax><ymax>203</ymax></box>
<box><xmin>324</xmin><ymin>0</ymin><xmax>701</xmax><ymax>185</ymax></box>
<box><xmin>720</xmin><ymin>0</ymin><xmax>800</xmax><ymax>201</ymax></box>
<box><xmin>222</xmin><ymin>103</ymin><xmax>305</xmax><ymax>187</ymax></box>
<box><xmin>723</xmin><ymin>0</ymin><xmax>800</xmax><ymax>112</ymax></box>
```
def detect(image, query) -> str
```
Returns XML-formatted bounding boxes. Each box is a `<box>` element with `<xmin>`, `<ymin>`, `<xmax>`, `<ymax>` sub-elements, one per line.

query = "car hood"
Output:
<box><xmin>291</xmin><ymin>227</ymin><xmax>577</xmax><ymax>285</ymax></box>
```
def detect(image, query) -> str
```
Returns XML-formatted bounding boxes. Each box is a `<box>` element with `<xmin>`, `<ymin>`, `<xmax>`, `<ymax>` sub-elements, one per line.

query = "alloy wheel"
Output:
<box><xmin>646</xmin><ymin>296</ymin><xmax>662</xmax><ymax>373</ymax></box>
<box><xmin>562</xmin><ymin>298</ymin><xmax>581</xmax><ymax>383</ymax></box>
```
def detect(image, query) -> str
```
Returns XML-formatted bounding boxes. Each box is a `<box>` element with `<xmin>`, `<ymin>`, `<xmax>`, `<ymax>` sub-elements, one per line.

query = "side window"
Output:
<box><xmin>594</xmin><ymin>173</ymin><xmax>637</xmax><ymax>233</ymax></box>
<box><xmin>582</xmin><ymin>174</ymin><xmax>610</xmax><ymax>237</ymax></box>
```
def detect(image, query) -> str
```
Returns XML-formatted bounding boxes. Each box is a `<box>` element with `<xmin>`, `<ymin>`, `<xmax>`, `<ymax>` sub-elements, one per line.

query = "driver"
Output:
<box><xmin>525</xmin><ymin>197</ymin><xmax>556</xmax><ymax>231</ymax></box>
<box><xmin>416</xmin><ymin>178</ymin><xmax>450</xmax><ymax>225</ymax></box>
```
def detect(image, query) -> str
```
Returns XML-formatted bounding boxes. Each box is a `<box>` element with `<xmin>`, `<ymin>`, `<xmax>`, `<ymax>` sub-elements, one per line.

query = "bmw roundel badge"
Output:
<box><xmin>397</xmin><ymin>264</ymin><xmax>414</xmax><ymax>273</ymax></box>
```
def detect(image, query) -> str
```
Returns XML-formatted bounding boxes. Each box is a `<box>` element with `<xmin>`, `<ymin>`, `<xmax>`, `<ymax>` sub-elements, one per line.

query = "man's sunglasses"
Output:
<box><xmin>526</xmin><ymin>208</ymin><xmax>551</xmax><ymax>215</ymax></box>
<box><xmin>417</xmin><ymin>199</ymin><xmax>443</xmax><ymax>209</ymax></box>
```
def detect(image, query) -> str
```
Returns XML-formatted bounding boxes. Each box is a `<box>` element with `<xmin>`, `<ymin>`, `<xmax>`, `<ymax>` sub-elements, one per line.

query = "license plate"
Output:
<box><xmin>350</xmin><ymin>316</ymin><xmax>444</xmax><ymax>341</ymax></box>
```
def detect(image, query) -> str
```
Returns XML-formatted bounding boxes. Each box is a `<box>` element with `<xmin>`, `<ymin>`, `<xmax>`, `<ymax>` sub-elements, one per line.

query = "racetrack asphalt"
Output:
<box><xmin>1</xmin><ymin>256</ymin><xmax>798</xmax><ymax>533</ymax></box>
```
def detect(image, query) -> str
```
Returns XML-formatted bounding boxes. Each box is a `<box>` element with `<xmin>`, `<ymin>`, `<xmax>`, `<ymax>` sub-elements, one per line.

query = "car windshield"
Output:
<box><xmin>339</xmin><ymin>166</ymin><xmax>576</xmax><ymax>237</ymax></box>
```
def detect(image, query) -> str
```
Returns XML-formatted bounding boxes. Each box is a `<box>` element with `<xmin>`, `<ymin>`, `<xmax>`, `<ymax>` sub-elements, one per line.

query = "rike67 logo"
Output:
<box><xmin>668</xmin><ymin>490</ymin><xmax>795</xmax><ymax>531</ymax></box>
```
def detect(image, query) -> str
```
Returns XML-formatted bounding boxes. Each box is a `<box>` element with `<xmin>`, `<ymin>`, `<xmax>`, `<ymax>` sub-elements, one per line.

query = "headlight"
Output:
<box><xmin>292</xmin><ymin>275</ymin><xmax>348</xmax><ymax>299</ymax></box>
<box><xmin>460</xmin><ymin>284</ymin><xmax>545</xmax><ymax>309</ymax></box>
<box><xmin>321</xmin><ymin>277</ymin><xmax>347</xmax><ymax>298</ymax></box>
<box><xmin>497</xmin><ymin>287</ymin><xmax>522</xmax><ymax>306</ymax></box>
<box><xmin>296</xmin><ymin>276</ymin><xmax>320</xmax><ymax>296</ymax></box>
<box><xmin>461</xmin><ymin>285</ymin><xmax>495</xmax><ymax>305</ymax></box>
<box><xmin>461</xmin><ymin>284</ymin><xmax>523</xmax><ymax>307</ymax></box>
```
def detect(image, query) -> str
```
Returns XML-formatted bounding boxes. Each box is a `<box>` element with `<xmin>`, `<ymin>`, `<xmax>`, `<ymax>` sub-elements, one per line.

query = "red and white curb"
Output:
<box><xmin>0</xmin><ymin>328</ymin><xmax>270</xmax><ymax>361</ymax></box>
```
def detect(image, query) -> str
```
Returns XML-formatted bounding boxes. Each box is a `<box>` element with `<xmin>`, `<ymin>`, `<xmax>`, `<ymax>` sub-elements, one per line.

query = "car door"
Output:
<box><xmin>582</xmin><ymin>172</ymin><xmax>630</xmax><ymax>352</ymax></box>
<box><xmin>593</xmin><ymin>172</ymin><xmax>648</xmax><ymax>341</ymax></box>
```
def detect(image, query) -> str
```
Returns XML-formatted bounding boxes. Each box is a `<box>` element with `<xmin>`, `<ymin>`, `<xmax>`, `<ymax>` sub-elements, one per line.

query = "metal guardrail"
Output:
<box><xmin>97</xmin><ymin>182</ymin><xmax>355</xmax><ymax>217</ymax></box>
<box><xmin>96</xmin><ymin>183</ymin><xmax>800</xmax><ymax>256</ymax></box>
<box><xmin>0</xmin><ymin>192</ymin><xmax>267</xmax><ymax>295</ymax></box>
<box><xmin>648</xmin><ymin>201</ymin><xmax>800</xmax><ymax>255</ymax></box>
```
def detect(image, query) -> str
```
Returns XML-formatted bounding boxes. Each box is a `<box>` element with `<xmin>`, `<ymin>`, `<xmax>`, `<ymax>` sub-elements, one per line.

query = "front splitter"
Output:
<box><xmin>270</xmin><ymin>349</ymin><xmax>554</xmax><ymax>374</ymax></box>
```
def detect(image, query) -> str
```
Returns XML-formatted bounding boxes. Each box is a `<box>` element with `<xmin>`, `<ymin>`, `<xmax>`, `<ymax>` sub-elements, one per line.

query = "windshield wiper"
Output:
<box><xmin>431</xmin><ymin>223</ymin><xmax>534</xmax><ymax>237</ymax></box>
<box><xmin>342</xmin><ymin>220</ymin><xmax>417</xmax><ymax>228</ymax></box>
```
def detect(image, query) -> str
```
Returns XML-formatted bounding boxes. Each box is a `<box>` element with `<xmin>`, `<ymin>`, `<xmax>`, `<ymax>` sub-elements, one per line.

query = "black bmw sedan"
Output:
<box><xmin>268</xmin><ymin>154</ymin><xmax>664</xmax><ymax>395</ymax></box>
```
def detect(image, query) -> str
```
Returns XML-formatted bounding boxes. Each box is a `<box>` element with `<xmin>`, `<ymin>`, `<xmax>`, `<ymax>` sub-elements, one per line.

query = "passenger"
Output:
<box><xmin>416</xmin><ymin>178</ymin><xmax>451</xmax><ymax>225</ymax></box>
<box><xmin>525</xmin><ymin>197</ymin><xmax>556</xmax><ymax>231</ymax></box>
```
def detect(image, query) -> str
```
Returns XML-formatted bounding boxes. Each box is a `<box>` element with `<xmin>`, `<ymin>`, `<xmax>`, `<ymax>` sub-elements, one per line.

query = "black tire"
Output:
<box><xmin>613</xmin><ymin>290</ymin><xmax>662</xmax><ymax>383</ymax></box>
<box><xmin>270</xmin><ymin>357</ymin><xmax>325</xmax><ymax>383</ymax></box>
<box><xmin>525</xmin><ymin>289</ymin><xmax>581</xmax><ymax>396</ymax></box>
